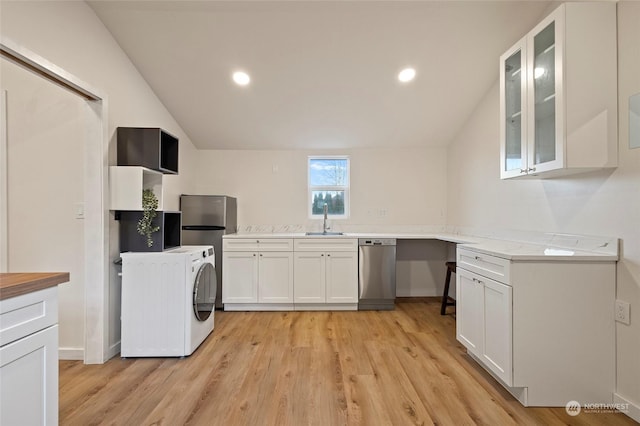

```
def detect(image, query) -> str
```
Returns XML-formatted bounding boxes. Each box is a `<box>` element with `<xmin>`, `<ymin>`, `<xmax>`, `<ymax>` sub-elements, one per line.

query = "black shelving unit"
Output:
<box><xmin>117</xmin><ymin>127</ymin><xmax>179</xmax><ymax>174</ymax></box>
<box><xmin>119</xmin><ymin>211</ymin><xmax>182</xmax><ymax>252</ymax></box>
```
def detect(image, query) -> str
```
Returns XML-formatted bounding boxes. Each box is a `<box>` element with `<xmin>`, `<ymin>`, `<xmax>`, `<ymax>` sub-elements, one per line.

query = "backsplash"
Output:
<box><xmin>236</xmin><ymin>225</ymin><xmax>306</xmax><ymax>234</ymax></box>
<box><xmin>236</xmin><ymin>224</ymin><xmax>448</xmax><ymax>234</ymax></box>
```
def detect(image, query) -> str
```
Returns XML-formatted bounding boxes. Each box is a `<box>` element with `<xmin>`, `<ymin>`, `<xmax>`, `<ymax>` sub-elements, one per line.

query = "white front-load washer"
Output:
<box><xmin>120</xmin><ymin>245</ymin><xmax>216</xmax><ymax>357</ymax></box>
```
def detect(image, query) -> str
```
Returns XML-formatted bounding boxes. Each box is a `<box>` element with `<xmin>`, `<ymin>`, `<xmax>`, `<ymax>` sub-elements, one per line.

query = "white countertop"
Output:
<box><xmin>458</xmin><ymin>239</ymin><xmax>618</xmax><ymax>261</ymax></box>
<box><xmin>223</xmin><ymin>231</ymin><xmax>618</xmax><ymax>261</ymax></box>
<box><xmin>223</xmin><ymin>232</ymin><xmax>477</xmax><ymax>243</ymax></box>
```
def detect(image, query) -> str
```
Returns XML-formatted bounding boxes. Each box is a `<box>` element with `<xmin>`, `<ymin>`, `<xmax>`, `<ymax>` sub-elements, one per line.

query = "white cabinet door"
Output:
<box><xmin>457</xmin><ymin>267</ymin><xmax>513</xmax><ymax>386</ymax></box>
<box><xmin>526</xmin><ymin>7</ymin><xmax>564</xmax><ymax>175</ymax></box>
<box><xmin>293</xmin><ymin>252</ymin><xmax>326</xmax><ymax>303</ymax></box>
<box><xmin>456</xmin><ymin>268</ymin><xmax>483</xmax><ymax>357</ymax></box>
<box><xmin>482</xmin><ymin>278</ymin><xmax>513</xmax><ymax>386</ymax></box>
<box><xmin>0</xmin><ymin>325</ymin><xmax>58</xmax><ymax>426</ymax></box>
<box><xmin>500</xmin><ymin>36</ymin><xmax>528</xmax><ymax>179</ymax></box>
<box><xmin>258</xmin><ymin>252</ymin><xmax>294</xmax><ymax>303</ymax></box>
<box><xmin>222</xmin><ymin>252</ymin><xmax>258</xmax><ymax>303</ymax></box>
<box><xmin>326</xmin><ymin>251</ymin><xmax>358</xmax><ymax>303</ymax></box>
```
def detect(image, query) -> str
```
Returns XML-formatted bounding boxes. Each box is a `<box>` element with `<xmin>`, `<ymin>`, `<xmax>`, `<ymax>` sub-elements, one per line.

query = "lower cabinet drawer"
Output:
<box><xmin>0</xmin><ymin>287</ymin><xmax>58</xmax><ymax>347</ymax></box>
<box><xmin>294</xmin><ymin>238</ymin><xmax>358</xmax><ymax>252</ymax></box>
<box><xmin>457</xmin><ymin>248</ymin><xmax>510</xmax><ymax>283</ymax></box>
<box><xmin>223</xmin><ymin>238</ymin><xmax>294</xmax><ymax>252</ymax></box>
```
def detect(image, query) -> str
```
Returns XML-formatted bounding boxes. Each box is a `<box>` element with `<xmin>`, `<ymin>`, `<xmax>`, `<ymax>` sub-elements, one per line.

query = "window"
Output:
<box><xmin>308</xmin><ymin>156</ymin><xmax>350</xmax><ymax>219</ymax></box>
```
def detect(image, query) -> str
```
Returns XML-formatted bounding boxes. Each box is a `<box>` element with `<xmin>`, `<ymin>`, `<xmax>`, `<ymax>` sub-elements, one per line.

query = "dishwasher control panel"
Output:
<box><xmin>359</xmin><ymin>238</ymin><xmax>396</xmax><ymax>246</ymax></box>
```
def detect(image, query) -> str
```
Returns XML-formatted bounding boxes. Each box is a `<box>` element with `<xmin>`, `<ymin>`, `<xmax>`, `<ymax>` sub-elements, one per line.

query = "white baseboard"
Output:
<box><xmin>107</xmin><ymin>341</ymin><xmax>121</xmax><ymax>361</ymax></box>
<box><xmin>59</xmin><ymin>342</ymin><xmax>121</xmax><ymax>363</ymax></box>
<box><xmin>59</xmin><ymin>347</ymin><xmax>84</xmax><ymax>360</ymax></box>
<box><xmin>614</xmin><ymin>393</ymin><xmax>640</xmax><ymax>423</ymax></box>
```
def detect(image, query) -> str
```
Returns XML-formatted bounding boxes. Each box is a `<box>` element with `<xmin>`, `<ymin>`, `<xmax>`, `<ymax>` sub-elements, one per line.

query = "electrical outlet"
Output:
<box><xmin>615</xmin><ymin>300</ymin><xmax>630</xmax><ymax>325</ymax></box>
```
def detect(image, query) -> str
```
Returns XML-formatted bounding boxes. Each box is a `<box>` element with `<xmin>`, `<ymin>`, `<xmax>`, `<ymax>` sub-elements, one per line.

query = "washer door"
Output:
<box><xmin>193</xmin><ymin>262</ymin><xmax>216</xmax><ymax>321</ymax></box>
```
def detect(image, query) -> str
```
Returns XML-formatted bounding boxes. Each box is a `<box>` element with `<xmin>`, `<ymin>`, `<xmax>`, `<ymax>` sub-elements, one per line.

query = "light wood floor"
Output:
<box><xmin>60</xmin><ymin>299</ymin><xmax>637</xmax><ymax>425</ymax></box>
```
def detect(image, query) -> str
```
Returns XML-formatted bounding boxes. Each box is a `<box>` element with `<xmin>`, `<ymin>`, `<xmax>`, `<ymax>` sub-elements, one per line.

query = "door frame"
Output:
<box><xmin>1</xmin><ymin>89</ymin><xmax>7</xmax><ymax>272</ymax></box>
<box><xmin>1</xmin><ymin>38</ymin><xmax>111</xmax><ymax>364</ymax></box>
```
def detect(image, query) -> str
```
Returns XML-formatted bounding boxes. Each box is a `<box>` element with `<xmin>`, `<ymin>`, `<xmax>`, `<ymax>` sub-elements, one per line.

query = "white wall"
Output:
<box><xmin>194</xmin><ymin>147</ymin><xmax>447</xmax><ymax>229</ymax></box>
<box><xmin>1</xmin><ymin>58</ymin><xmax>87</xmax><ymax>357</ymax></box>
<box><xmin>0</xmin><ymin>1</ymin><xmax>199</xmax><ymax>358</ymax></box>
<box><xmin>195</xmin><ymin>147</ymin><xmax>450</xmax><ymax>296</ymax></box>
<box><xmin>447</xmin><ymin>0</ymin><xmax>640</xmax><ymax>414</ymax></box>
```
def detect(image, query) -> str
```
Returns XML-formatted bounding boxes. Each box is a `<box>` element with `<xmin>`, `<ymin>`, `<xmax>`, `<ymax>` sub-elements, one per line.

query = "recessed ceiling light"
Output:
<box><xmin>398</xmin><ymin>67</ymin><xmax>416</xmax><ymax>83</ymax></box>
<box><xmin>232</xmin><ymin>71</ymin><xmax>250</xmax><ymax>86</ymax></box>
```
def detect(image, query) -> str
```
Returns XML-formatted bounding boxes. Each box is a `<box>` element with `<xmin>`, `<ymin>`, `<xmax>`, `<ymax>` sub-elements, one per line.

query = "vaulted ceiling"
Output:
<box><xmin>89</xmin><ymin>1</ymin><xmax>551</xmax><ymax>150</ymax></box>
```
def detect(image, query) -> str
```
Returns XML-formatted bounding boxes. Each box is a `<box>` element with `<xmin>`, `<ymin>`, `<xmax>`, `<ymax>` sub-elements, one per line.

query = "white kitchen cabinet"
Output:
<box><xmin>500</xmin><ymin>2</ymin><xmax>617</xmax><ymax>179</ymax></box>
<box><xmin>481</xmin><ymin>278</ymin><xmax>512</xmax><ymax>385</ymax></box>
<box><xmin>222</xmin><ymin>239</ymin><xmax>294</xmax><ymax>310</ymax></box>
<box><xmin>456</xmin><ymin>246</ymin><xmax>615</xmax><ymax>406</ymax></box>
<box><xmin>293</xmin><ymin>252</ymin><xmax>326</xmax><ymax>303</ymax></box>
<box><xmin>222</xmin><ymin>251</ymin><xmax>258</xmax><ymax>303</ymax></box>
<box><xmin>257</xmin><ymin>252</ymin><xmax>294</xmax><ymax>303</ymax></box>
<box><xmin>456</xmin><ymin>268</ymin><xmax>483</xmax><ymax>355</ymax></box>
<box><xmin>457</xmin><ymin>267</ymin><xmax>512</xmax><ymax>385</ymax></box>
<box><xmin>293</xmin><ymin>239</ymin><xmax>358</xmax><ymax>310</ymax></box>
<box><xmin>325</xmin><ymin>251</ymin><xmax>358</xmax><ymax>304</ymax></box>
<box><xmin>0</xmin><ymin>286</ymin><xmax>59</xmax><ymax>426</ymax></box>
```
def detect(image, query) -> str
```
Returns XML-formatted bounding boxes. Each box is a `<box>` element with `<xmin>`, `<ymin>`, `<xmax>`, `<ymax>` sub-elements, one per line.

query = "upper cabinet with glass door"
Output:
<box><xmin>500</xmin><ymin>38</ymin><xmax>527</xmax><ymax>178</ymax></box>
<box><xmin>500</xmin><ymin>3</ymin><xmax>617</xmax><ymax>179</ymax></box>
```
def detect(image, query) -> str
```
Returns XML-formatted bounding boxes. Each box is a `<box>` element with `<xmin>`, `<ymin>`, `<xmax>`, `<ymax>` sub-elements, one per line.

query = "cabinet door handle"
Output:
<box><xmin>474</xmin><ymin>256</ymin><xmax>482</xmax><ymax>260</ymax></box>
<box><xmin>321</xmin><ymin>254</ymin><xmax>324</xmax><ymax>257</ymax></box>
<box><xmin>527</xmin><ymin>167</ymin><xmax>536</xmax><ymax>172</ymax></box>
<box><xmin>472</xmin><ymin>277</ymin><xmax>483</xmax><ymax>284</ymax></box>
<box><xmin>327</xmin><ymin>254</ymin><xmax>331</xmax><ymax>257</ymax></box>
<box><xmin>520</xmin><ymin>168</ymin><xmax>527</xmax><ymax>174</ymax></box>
<box><xmin>259</xmin><ymin>254</ymin><xmax>263</xmax><ymax>257</ymax></box>
<box><xmin>256</xmin><ymin>240</ymin><xmax>260</xmax><ymax>243</ymax></box>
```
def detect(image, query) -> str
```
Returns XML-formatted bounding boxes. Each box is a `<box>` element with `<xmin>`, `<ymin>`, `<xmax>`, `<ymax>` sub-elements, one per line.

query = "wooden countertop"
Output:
<box><xmin>0</xmin><ymin>272</ymin><xmax>69</xmax><ymax>300</ymax></box>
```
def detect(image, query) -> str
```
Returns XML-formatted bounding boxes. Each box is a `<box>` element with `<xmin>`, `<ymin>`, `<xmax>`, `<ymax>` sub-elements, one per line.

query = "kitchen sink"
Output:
<box><xmin>305</xmin><ymin>232</ymin><xmax>344</xmax><ymax>236</ymax></box>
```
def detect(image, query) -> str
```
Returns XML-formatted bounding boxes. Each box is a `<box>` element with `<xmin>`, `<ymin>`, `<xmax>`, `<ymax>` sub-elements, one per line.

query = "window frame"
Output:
<box><xmin>308</xmin><ymin>155</ymin><xmax>350</xmax><ymax>219</ymax></box>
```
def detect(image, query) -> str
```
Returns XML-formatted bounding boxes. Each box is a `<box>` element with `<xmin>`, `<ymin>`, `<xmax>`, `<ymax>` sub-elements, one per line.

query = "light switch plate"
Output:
<box><xmin>74</xmin><ymin>202</ymin><xmax>85</xmax><ymax>219</ymax></box>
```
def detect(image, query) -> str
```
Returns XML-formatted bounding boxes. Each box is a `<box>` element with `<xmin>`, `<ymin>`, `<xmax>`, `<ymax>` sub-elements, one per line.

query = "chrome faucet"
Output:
<box><xmin>323</xmin><ymin>203</ymin><xmax>329</xmax><ymax>233</ymax></box>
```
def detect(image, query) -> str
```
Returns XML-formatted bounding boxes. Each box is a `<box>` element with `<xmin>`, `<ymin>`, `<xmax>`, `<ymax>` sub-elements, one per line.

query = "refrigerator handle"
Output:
<box><xmin>182</xmin><ymin>225</ymin><xmax>226</xmax><ymax>231</ymax></box>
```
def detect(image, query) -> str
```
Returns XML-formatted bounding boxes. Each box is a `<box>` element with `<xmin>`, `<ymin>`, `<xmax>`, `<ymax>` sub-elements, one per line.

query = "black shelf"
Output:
<box><xmin>119</xmin><ymin>211</ymin><xmax>181</xmax><ymax>252</ymax></box>
<box><xmin>117</xmin><ymin>127</ymin><xmax>179</xmax><ymax>174</ymax></box>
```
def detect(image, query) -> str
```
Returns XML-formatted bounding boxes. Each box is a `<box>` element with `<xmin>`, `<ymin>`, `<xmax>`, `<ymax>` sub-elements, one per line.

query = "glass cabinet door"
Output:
<box><xmin>527</xmin><ymin>9</ymin><xmax>563</xmax><ymax>174</ymax></box>
<box><xmin>500</xmin><ymin>38</ymin><xmax>527</xmax><ymax>179</ymax></box>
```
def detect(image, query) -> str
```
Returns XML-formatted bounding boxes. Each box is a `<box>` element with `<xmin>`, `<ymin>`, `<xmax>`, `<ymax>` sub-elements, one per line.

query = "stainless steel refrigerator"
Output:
<box><xmin>180</xmin><ymin>195</ymin><xmax>237</xmax><ymax>308</ymax></box>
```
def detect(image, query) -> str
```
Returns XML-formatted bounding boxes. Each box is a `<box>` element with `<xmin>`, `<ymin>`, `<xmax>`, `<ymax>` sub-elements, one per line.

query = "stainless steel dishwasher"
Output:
<box><xmin>358</xmin><ymin>238</ymin><xmax>397</xmax><ymax>310</ymax></box>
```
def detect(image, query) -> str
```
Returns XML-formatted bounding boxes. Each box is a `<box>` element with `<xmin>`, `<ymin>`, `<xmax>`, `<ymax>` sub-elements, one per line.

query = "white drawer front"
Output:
<box><xmin>294</xmin><ymin>238</ymin><xmax>358</xmax><ymax>252</ymax></box>
<box><xmin>223</xmin><ymin>238</ymin><xmax>293</xmax><ymax>252</ymax></box>
<box><xmin>223</xmin><ymin>239</ymin><xmax>259</xmax><ymax>252</ymax></box>
<box><xmin>0</xmin><ymin>287</ymin><xmax>58</xmax><ymax>347</ymax></box>
<box><xmin>257</xmin><ymin>239</ymin><xmax>294</xmax><ymax>251</ymax></box>
<box><xmin>457</xmin><ymin>248</ymin><xmax>511</xmax><ymax>283</ymax></box>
